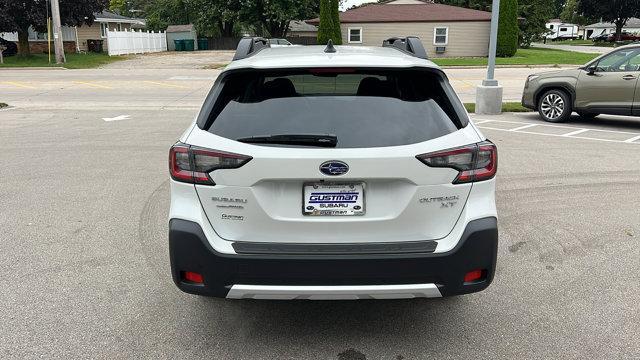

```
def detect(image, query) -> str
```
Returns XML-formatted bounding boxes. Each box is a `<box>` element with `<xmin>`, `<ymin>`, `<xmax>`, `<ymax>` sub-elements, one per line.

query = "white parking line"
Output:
<box><xmin>473</xmin><ymin>118</ymin><xmax>640</xmax><ymax>145</ymax></box>
<box><xmin>623</xmin><ymin>135</ymin><xmax>640</xmax><ymax>143</ymax></box>
<box><xmin>509</xmin><ymin>124</ymin><xmax>538</xmax><ymax>131</ymax></box>
<box><xmin>561</xmin><ymin>129</ymin><xmax>591</xmax><ymax>137</ymax></box>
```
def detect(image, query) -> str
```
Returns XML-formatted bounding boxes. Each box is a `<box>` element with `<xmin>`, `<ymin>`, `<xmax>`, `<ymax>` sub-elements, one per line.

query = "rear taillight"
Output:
<box><xmin>416</xmin><ymin>141</ymin><xmax>497</xmax><ymax>184</ymax></box>
<box><xmin>169</xmin><ymin>142</ymin><xmax>251</xmax><ymax>185</ymax></box>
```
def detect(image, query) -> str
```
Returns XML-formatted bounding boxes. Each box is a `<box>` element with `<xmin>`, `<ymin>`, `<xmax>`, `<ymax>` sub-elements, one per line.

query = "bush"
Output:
<box><xmin>331</xmin><ymin>0</ymin><xmax>342</xmax><ymax>45</ymax></box>
<box><xmin>497</xmin><ymin>0</ymin><xmax>518</xmax><ymax>57</ymax></box>
<box><xmin>317</xmin><ymin>0</ymin><xmax>334</xmax><ymax>45</ymax></box>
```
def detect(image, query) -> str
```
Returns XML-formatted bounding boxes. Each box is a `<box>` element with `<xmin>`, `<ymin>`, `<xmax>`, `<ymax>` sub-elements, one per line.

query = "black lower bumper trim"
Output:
<box><xmin>232</xmin><ymin>239</ymin><xmax>437</xmax><ymax>255</ymax></box>
<box><xmin>169</xmin><ymin>217</ymin><xmax>498</xmax><ymax>298</ymax></box>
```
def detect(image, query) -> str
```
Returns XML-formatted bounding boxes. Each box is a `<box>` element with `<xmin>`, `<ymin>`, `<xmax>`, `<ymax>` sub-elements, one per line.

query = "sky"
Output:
<box><xmin>340</xmin><ymin>0</ymin><xmax>377</xmax><ymax>11</ymax></box>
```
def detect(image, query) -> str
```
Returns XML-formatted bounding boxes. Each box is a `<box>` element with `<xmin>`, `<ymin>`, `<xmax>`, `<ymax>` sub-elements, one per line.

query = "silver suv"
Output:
<box><xmin>522</xmin><ymin>44</ymin><xmax>640</xmax><ymax>122</ymax></box>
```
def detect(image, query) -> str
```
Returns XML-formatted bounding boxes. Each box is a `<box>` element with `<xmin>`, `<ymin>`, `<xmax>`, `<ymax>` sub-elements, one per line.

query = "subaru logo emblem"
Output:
<box><xmin>319</xmin><ymin>161</ymin><xmax>349</xmax><ymax>176</ymax></box>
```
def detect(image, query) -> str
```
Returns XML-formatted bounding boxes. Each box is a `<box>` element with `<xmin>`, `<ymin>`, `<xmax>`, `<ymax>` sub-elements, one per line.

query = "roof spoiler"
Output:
<box><xmin>233</xmin><ymin>37</ymin><xmax>270</xmax><ymax>61</ymax></box>
<box><xmin>382</xmin><ymin>36</ymin><xmax>428</xmax><ymax>59</ymax></box>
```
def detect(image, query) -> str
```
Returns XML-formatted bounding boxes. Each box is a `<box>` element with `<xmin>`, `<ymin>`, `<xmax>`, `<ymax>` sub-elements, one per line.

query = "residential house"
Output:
<box><xmin>76</xmin><ymin>11</ymin><xmax>146</xmax><ymax>52</ymax></box>
<box><xmin>583</xmin><ymin>18</ymin><xmax>640</xmax><ymax>40</ymax></box>
<box><xmin>287</xmin><ymin>20</ymin><xmax>318</xmax><ymax>38</ymax></box>
<box><xmin>307</xmin><ymin>0</ymin><xmax>492</xmax><ymax>58</ymax></box>
<box><xmin>0</xmin><ymin>11</ymin><xmax>145</xmax><ymax>53</ymax></box>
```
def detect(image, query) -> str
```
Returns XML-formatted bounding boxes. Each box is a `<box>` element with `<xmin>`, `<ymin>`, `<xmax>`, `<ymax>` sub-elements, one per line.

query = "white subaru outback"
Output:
<box><xmin>169</xmin><ymin>37</ymin><xmax>498</xmax><ymax>300</ymax></box>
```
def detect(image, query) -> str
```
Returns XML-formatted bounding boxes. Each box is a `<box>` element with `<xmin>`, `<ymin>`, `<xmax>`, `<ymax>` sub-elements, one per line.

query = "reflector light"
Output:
<box><xmin>416</xmin><ymin>141</ymin><xmax>497</xmax><ymax>184</ymax></box>
<box><xmin>463</xmin><ymin>269</ymin><xmax>485</xmax><ymax>283</ymax></box>
<box><xmin>182</xmin><ymin>271</ymin><xmax>204</xmax><ymax>284</ymax></box>
<box><xmin>169</xmin><ymin>142</ymin><xmax>252</xmax><ymax>185</ymax></box>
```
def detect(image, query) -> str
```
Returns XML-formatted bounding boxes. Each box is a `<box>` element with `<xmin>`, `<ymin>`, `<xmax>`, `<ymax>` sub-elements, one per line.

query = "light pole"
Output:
<box><xmin>475</xmin><ymin>0</ymin><xmax>503</xmax><ymax>115</ymax></box>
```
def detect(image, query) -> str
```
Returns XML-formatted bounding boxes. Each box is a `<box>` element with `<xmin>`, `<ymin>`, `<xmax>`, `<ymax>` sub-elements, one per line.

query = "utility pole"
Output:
<box><xmin>475</xmin><ymin>0</ymin><xmax>503</xmax><ymax>115</ymax></box>
<box><xmin>50</xmin><ymin>0</ymin><xmax>66</xmax><ymax>64</ymax></box>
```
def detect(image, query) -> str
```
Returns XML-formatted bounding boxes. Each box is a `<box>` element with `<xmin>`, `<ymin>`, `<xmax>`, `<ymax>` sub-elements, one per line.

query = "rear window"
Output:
<box><xmin>201</xmin><ymin>69</ymin><xmax>467</xmax><ymax>148</ymax></box>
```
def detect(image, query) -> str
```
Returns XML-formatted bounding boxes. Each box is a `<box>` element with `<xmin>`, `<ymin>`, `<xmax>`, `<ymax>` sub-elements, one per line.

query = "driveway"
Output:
<box><xmin>101</xmin><ymin>50</ymin><xmax>235</xmax><ymax>69</ymax></box>
<box><xmin>533</xmin><ymin>42</ymin><xmax>611</xmax><ymax>54</ymax></box>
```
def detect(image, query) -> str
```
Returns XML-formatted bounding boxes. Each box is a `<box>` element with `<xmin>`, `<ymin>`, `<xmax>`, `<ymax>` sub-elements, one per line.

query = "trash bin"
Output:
<box><xmin>87</xmin><ymin>39</ymin><xmax>104</xmax><ymax>53</ymax></box>
<box><xmin>183</xmin><ymin>39</ymin><xmax>195</xmax><ymax>51</ymax></box>
<box><xmin>197</xmin><ymin>38</ymin><xmax>208</xmax><ymax>50</ymax></box>
<box><xmin>173</xmin><ymin>39</ymin><xmax>184</xmax><ymax>51</ymax></box>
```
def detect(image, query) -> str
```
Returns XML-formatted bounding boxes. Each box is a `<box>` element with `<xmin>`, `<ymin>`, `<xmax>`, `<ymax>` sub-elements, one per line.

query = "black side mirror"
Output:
<box><xmin>586</xmin><ymin>65</ymin><xmax>597</xmax><ymax>75</ymax></box>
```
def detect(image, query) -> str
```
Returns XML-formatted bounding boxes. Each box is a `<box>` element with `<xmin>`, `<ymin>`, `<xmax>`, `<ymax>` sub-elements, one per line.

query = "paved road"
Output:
<box><xmin>533</xmin><ymin>42</ymin><xmax>611</xmax><ymax>54</ymax></box>
<box><xmin>0</xmin><ymin>65</ymin><xmax>559</xmax><ymax>107</ymax></box>
<box><xmin>1</xmin><ymin>67</ymin><xmax>639</xmax><ymax>359</ymax></box>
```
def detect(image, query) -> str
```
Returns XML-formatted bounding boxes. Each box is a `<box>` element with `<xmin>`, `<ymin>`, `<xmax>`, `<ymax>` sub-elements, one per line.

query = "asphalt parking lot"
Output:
<box><xmin>1</xmin><ymin>64</ymin><xmax>639</xmax><ymax>359</ymax></box>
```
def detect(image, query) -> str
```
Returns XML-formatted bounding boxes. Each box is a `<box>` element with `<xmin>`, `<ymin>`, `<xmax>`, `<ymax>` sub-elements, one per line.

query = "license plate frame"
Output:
<box><xmin>302</xmin><ymin>182</ymin><xmax>365</xmax><ymax>216</ymax></box>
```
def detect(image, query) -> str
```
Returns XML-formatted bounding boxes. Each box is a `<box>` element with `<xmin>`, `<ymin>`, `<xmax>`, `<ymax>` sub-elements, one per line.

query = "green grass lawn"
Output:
<box><xmin>0</xmin><ymin>53</ymin><xmax>129</xmax><ymax>69</ymax></box>
<box><xmin>433</xmin><ymin>48</ymin><xmax>599</xmax><ymax>67</ymax></box>
<box><xmin>546</xmin><ymin>39</ymin><xmax>594</xmax><ymax>45</ymax></box>
<box><xmin>464</xmin><ymin>102</ymin><xmax>531</xmax><ymax>114</ymax></box>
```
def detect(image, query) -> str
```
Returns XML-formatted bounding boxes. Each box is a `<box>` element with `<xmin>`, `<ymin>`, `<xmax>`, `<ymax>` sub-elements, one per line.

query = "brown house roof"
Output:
<box><xmin>308</xmin><ymin>3</ymin><xmax>492</xmax><ymax>24</ymax></box>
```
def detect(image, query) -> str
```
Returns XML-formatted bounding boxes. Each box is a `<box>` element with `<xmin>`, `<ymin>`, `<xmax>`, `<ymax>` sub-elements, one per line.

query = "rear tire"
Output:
<box><xmin>538</xmin><ymin>89</ymin><xmax>572</xmax><ymax>123</ymax></box>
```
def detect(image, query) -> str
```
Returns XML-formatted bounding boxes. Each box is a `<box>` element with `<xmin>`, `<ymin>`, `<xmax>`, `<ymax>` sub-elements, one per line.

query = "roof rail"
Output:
<box><xmin>233</xmin><ymin>37</ymin><xmax>270</xmax><ymax>61</ymax></box>
<box><xmin>382</xmin><ymin>36</ymin><xmax>428</xmax><ymax>59</ymax></box>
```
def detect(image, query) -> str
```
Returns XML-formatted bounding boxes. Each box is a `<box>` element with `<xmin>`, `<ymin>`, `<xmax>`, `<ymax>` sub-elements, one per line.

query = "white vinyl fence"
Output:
<box><xmin>107</xmin><ymin>29</ymin><xmax>167</xmax><ymax>56</ymax></box>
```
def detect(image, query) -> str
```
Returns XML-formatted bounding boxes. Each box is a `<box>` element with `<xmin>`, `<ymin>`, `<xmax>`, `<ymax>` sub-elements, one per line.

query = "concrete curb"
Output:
<box><xmin>0</xmin><ymin>67</ymin><xmax>66</xmax><ymax>70</ymax></box>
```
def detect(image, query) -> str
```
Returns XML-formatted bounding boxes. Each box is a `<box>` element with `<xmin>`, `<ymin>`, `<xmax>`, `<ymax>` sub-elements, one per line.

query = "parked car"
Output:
<box><xmin>522</xmin><ymin>44</ymin><xmax>640</xmax><ymax>122</ymax></box>
<box><xmin>605</xmin><ymin>32</ymin><xmax>640</xmax><ymax>42</ymax></box>
<box><xmin>268</xmin><ymin>38</ymin><xmax>296</xmax><ymax>47</ymax></box>
<box><xmin>169</xmin><ymin>37</ymin><xmax>499</xmax><ymax>300</ymax></box>
<box><xmin>591</xmin><ymin>33</ymin><xmax>610</xmax><ymax>42</ymax></box>
<box><xmin>0</xmin><ymin>37</ymin><xmax>18</xmax><ymax>57</ymax></box>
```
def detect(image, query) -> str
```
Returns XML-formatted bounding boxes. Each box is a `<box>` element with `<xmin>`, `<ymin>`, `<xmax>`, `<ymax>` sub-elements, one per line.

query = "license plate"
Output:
<box><xmin>303</xmin><ymin>182</ymin><xmax>365</xmax><ymax>216</ymax></box>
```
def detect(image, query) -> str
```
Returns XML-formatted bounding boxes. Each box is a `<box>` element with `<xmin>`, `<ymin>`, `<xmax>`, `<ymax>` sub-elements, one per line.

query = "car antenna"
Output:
<box><xmin>324</xmin><ymin>39</ymin><xmax>336</xmax><ymax>53</ymax></box>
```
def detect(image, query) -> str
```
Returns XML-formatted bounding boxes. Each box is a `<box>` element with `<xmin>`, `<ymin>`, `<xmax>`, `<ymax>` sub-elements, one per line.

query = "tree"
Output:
<box><xmin>145</xmin><ymin>0</ymin><xmax>191</xmax><ymax>32</ymax></box>
<box><xmin>560</xmin><ymin>0</ymin><xmax>595</xmax><ymax>26</ymax></box>
<box><xmin>497</xmin><ymin>0</ymin><xmax>518</xmax><ymax>57</ymax></box>
<box><xmin>578</xmin><ymin>0</ymin><xmax>640</xmax><ymax>41</ymax></box>
<box><xmin>242</xmin><ymin>0</ymin><xmax>319</xmax><ymax>38</ymax></box>
<box><xmin>317</xmin><ymin>0</ymin><xmax>335</xmax><ymax>44</ymax></box>
<box><xmin>550</xmin><ymin>0</ymin><xmax>567</xmax><ymax>18</ymax></box>
<box><xmin>0</xmin><ymin>0</ymin><xmax>107</xmax><ymax>56</ymax></box>
<box><xmin>330</xmin><ymin>0</ymin><xmax>342</xmax><ymax>44</ymax></box>
<box><xmin>188</xmin><ymin>0</ymin><xmax>242</xmax><ymax>37</ymax></box>
<box><xmin>518</xmin><ymin>0</ymin><xmax>552</xmax><ymax>48</ymax></box>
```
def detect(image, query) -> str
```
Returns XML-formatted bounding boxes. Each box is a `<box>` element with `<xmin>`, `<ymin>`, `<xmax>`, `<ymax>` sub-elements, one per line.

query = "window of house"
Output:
<box><xmin>348</xmin><ymin>27</ymin><xmax>362</xmax><ymax>43</ymax></box>
<box><xmin>433</xmin><ymin>27</ymin><xmax>448</xmax><ymax>45</ymax></box>
<box><xmin>100</xmin><ymin>23</ymin><xmax>108</xmax><ymax>37</ymax></box>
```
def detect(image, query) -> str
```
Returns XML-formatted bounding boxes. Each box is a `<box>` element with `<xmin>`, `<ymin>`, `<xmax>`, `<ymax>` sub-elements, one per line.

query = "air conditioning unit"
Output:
<box><xmin>435</xmin><ymin>46</ymin><xmax>446</xmax><ymax>54</ymax></box>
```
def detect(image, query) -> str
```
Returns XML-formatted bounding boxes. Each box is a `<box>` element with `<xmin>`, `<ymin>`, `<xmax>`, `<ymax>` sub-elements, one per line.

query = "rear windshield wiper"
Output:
<box><xmin>236</xmin><ymin>134</ymin><xmax>337</xmax><ymax>147</ymax></box>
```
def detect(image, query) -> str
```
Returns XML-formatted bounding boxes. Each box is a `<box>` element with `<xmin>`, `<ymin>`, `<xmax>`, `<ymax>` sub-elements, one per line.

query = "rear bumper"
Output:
<box><xmin>169</xmin><ymin>217</ymin><xmax>498</xmax><ymax>299</ymax></box>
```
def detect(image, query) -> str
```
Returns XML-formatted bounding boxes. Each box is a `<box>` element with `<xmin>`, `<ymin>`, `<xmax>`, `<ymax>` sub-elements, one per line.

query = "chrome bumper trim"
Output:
<box><xmin>226</xmin><ymin>283</ymin><xmax>442</xmax><ymax>300</ymax></box>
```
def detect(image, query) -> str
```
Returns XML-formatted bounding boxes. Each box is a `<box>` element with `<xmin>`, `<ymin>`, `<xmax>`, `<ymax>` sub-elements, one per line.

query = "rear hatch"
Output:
<box><xmin>187</xmin><ymin>67</ymin><xmax>481</xmax><ymax>243</ymax></box>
